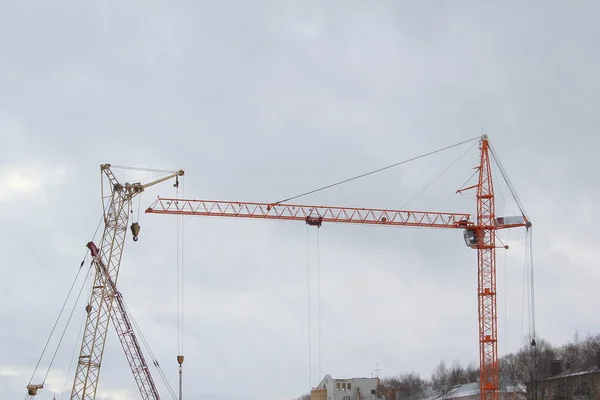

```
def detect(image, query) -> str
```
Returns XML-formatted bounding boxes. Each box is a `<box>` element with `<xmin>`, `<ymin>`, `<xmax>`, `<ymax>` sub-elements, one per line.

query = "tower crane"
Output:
<box><xmin>145</xmin><ymin>136</ymin><xmax>530</xmax><ymax>400</ymax></box>
<box><xmin>28</xmin><ymin>164</ymin><xmax>184</xmax><ymax>399</ymax></box>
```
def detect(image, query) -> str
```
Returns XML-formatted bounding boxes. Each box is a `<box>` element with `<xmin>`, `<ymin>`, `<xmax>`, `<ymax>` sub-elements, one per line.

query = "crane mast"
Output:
<box><xmin>145</xmin><ymin>136</ymin><xmax>529</xmax><ymax>400</ymax></box>
<box><xmin>86</xmin><ymin>241</ymin><xmax>161</xmax><ymax>399</ymax></box>
<box><xmin>70</xmin><ymin>164</ymin><xmax>183</xmax><ymax>400</ymax></box>
<box><xmin>476</xmin><ymin>138</ymin><xmax>498</xmax><ymax>398</ymax></box>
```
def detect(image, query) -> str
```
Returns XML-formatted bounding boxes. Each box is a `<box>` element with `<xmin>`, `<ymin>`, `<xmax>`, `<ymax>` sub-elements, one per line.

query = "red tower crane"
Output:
<box><xmin>145</xmin><ymin>136</ymin><xmax>531</xmax><ymax>400</ymax></box>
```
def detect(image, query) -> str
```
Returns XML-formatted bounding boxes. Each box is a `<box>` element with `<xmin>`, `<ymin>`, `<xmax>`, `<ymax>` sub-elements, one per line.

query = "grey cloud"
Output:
<box><xmin>2</xmin><ymin>1</ymin><xmax>600</xmax><ymax>399</ymax></box>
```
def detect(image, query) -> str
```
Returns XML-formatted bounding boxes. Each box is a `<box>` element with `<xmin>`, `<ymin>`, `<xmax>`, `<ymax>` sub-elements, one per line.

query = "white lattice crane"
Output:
<box><xmin>27</xmin><ymin>164</ymin><xmax>183</xmax><ymax>400</ymax></box>
<box><xmin>70</xmin><ymin>165</ymin><xmax>183</xmax><ymax>399</ymax></box>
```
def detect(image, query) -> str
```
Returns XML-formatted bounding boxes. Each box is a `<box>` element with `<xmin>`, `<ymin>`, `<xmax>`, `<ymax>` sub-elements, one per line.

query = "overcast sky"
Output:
<box><xmin>2</xmin><ymin>1</ymin><xmax>600</xmax><ymax>399</ymax></box>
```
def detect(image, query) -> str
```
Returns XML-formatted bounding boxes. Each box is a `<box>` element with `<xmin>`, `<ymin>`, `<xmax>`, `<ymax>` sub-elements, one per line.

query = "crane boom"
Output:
<box><xmin>70</xmin><ymin>164</ymin><xmax>183</xmax><ymax>400</ymax></box>
<box><xmin>86</xmin><ymin>241</ymin><xmax>160</xmax><ymax>399</ymax></box>
<box><xmin>145</xmin><ymin>136</ymin><xmax>529</xmax><ymax>400</ymax></box>
<box><xmin>145</xmin><ymin>199</ymin><xmax>474</xmax><ymax>229</ymax></box>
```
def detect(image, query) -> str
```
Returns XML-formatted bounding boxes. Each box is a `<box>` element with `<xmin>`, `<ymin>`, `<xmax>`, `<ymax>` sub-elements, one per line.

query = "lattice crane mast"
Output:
<box><xmin>85</xmin><ymin>241</ymin><xmax>161</xmax><ymax>399</ymax></box>
<box><xmin>69</xmin><ymin>164</ymin><xmax>183</xmax><ymax>400</ymax></box>
<box><xmin>145</xmin><ymin>136</ymin><xmax>530</xmax><ymax>400</ymax></box>
<box><xmin>26</xmin><ymin>242</ymin><xmax>165</xmax><ymax>400</ymax></box>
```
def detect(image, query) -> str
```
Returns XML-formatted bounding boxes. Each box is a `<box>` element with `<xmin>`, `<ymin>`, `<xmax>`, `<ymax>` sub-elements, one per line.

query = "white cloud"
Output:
<box><xmin>96</xmin><ymin>388</ymin><xmax>136</xmax><ymax>400</ymax></box>
<box><xmin>0</xmin><ymin>367</ymin><xmax>20</xmax><ymax>377</ymax></box>
<box><xmin>0</xmin><ymin>364</ymin><xmax>138</xmax><ymax>399</ymax></box>
<box><xmin>0</xmin><ymin>163</ymin><xmax>67</xmax><ymax>203</ymax></box>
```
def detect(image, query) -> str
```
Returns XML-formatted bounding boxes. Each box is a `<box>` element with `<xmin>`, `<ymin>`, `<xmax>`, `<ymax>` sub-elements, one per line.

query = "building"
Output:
<box><xmin>538</xmin><ymin>359</ymin><xmax>600</xmax><ymax>399</ymax></box>
<box><xmin>311</xmin><ymin>374</ymin><xmax>381</xmax><ymax>400</ymax></box>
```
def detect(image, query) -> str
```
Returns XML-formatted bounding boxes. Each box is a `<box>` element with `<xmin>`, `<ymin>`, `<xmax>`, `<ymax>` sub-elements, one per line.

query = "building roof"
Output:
<box><xmin>426</xmin><ymin>382</ymin><xmax>526</xmax><ymax>400</ymax></box>
<box><xmin>542</xmin><ymin>366</ymin><xmax>600</xmax><ymax>381</ymax></box>
<box><xmin>315</xmin><ymin>374</ymin><xmax>379</xmax><ymax>387</ymax></box>
<box><xmin>428</xmin><ymin>382</ymin><xmax>479</xmax><ymax>399</ymax></box>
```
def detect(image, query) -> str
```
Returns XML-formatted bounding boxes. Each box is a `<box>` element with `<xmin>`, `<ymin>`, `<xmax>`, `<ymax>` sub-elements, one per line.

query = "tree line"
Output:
<box><xmin>296</xmin><ymin>331</ymin><xmax>600</xmax><ymax>399</ymax></box>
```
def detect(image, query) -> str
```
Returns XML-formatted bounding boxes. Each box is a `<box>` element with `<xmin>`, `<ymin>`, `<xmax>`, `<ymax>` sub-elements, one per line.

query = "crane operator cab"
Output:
<box><xmin>463</xmin><ymin>228</ymin><xmax>478</xmax><ymax>248</ymax></box>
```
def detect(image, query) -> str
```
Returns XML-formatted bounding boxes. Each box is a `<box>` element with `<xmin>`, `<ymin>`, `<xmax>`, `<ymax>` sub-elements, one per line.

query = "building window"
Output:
<box><xmin>336</xmin><ymin>383</ymin><xmax>340</xmax><ymax>391</ymax></box>
<box><xmin>342</xmin><ymin>383</ymin><xmax>346</xmax><ymax>391</ymax></box>
<box><xmin>348</xmin><ymin>383</ymin><xmax>351</xmax><ymax>391</ymax></box>
<box><xmin>371</xmin><ymin>389</ymin><xmax>376</xmax><ymax>394</ymax></box>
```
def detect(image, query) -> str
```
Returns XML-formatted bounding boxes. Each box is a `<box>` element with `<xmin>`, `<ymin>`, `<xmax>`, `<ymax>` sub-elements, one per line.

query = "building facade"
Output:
<box><xmin>311</xmin><ymin>374</ymin><xmax>381</xmax><ymax>400</ymax></box>
<box><xmin>538</xmin><ymin>360</ymin><xmax>600</xmax><ymax>399</ymax></box>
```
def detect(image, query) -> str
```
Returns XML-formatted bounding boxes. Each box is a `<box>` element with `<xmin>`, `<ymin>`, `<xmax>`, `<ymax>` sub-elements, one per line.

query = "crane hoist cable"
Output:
<box><xmin>520</xmin><ymin>232</ymin><xmax>537</xmax><ymax>348</ymax></box>
<box><xmin>181</xmin><ymin>176</ymin><xmax>185</xmax><ymax>358</ymax></box>
<box><xmin>520</xmin><ymin>238</ymin><xmax>527</xmax><ymax>346</ymax></box>
<box><xmin>487</xmin><ymin>144</ymin><xmax>535</xmax><ymax>349</ymax></box>
<box><xmin>42</xmin><ymin>269</ymin><xmax>88</xmax><ymax>384</ymax></box>
<box><xmin>494</xmin><ymin>167</ymin><xmax>511</xmax><ymax>358</ymax></box>
<box><xmin>121</xmin><ymin>295</ymin><xmax>178</xmax><ymax>399</ymax></box>
<box><xmin>175</xmin><ymin>174</ymin><xmax>186</xmax><ymax>400</ymax></box>
<box><xmin>28</xmin><ymin>213</ymin><xmax>105</xmax><ymax>397</ymax></box>
<box><xmin>295</xmin><ymin>136</ymin><xmax>483</xmax><ymax>387</ymax></box>
<box><xmin>110</xmin><ymin>165</ymin><xmax>182</xmax><ymax>174</ymax></box>
<box><xmin>176</xmin><ymin>179</ymin><xmax>181</xmax><ymax>355</ymax></box>
<box><xmin>316</xmin><ymin>227</ymin><xmax>322</xmax><ymax>382</ymax></box>
<box><xmin>275</xmin><ymin>136</ymin><xmax>482</xmax><ymax>204</ymax></box>
<box><xmin>306</xmin><ymin>225</ymin><xmax>312</xmax><ymax>390</ymax></box>
<box><xmin>489</xmin><ymin>142</ymin><xmax>529</xmax><ymax>220</ymax></box>
<box><xmin>400</xmin><ymin>140</ymin><xmax>478</xmax><ymax>210</ymax></box>
<box><xmin>60</xmin><ymin>307</ymin><xmax>87</xmax><ymax>400</ymax></box>
<box><xmin>27</xmin><ymin>258</ymin><xmax>91</xmax><ymax>387</ymax></box>
<box><xmin>528</xmin><ymin>228</ymin><xmax>536</xmax><ymax>343</ymax></box>
<box><xmin>28</xmin><ymin>260</ymin><xmax>91</xmax><ymax>393</ymax></box>
<box><xmin>305</xmin><ymin>222</ymin><xmax>323</xmax><ymax>389</ymax></box>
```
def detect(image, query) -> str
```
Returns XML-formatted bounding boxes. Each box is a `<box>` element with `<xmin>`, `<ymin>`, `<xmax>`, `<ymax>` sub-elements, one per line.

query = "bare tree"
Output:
<box><xmin>398</xmin><ymin>372</ymin><xmax>428</xmax><ymax>399</ymax></box>
<box><xmin>382</xmin><ymin>372</ymin><xmax>427</xmax><ymax>400</ymax></box>
<box><xmin>465</xmin><ymin>362</ymin><xmax>479</xmax><ymax>383</ymax></box>
<box><xmin>500</xmin><ymin>336</ymin><xmax>556</xmax><ymax>399</ymax></box>
<box><xmin>431</xmin><ymin>360</ymin><xmax>451</xmax><ymax>396</ymax></box>
<box><xmin>448</xmin><ymin>360</ymin><xmax>470</xmax><ymax>386</ymax></box>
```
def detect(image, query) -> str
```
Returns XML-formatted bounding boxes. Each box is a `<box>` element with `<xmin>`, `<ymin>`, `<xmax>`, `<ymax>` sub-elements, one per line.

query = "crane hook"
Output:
<box><xmin>130</xmin><ymin>222</ymin><xmax>141</xmax><ymax>242</ymax></box>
